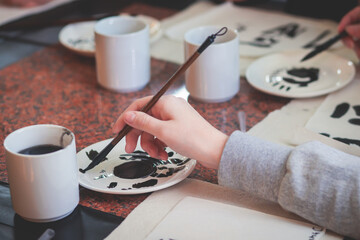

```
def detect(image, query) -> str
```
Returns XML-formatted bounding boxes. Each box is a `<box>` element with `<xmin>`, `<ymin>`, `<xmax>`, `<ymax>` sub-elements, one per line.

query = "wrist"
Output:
<box><xmin>196</xmin><ymin>127</ymin><xmax>229</xmax><ymax>169</ymax></box>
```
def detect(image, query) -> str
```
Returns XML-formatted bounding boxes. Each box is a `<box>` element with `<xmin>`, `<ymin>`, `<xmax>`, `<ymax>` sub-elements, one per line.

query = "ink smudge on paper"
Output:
<box><xmin>321</xmin><ymin>133</ymin><xmax>360</xmax><ymax>147</ymax></box>
<box><xmin>235</xmin><ymin>23</ymin><xmax>246</xmax><ymax>33</ymax></box>
<box><xmin>240</xmin><ymin>23</ymin><xmax>306</xmax><ymax>48</ymax></box>
<box><xmin>329</xmin><ymin>103</ymin><xmax>360</xmax><ymax>126</ymax></box>
<box><xmin>350</xmin><ymin>105</ymin><xmax>360</xmax><ymax>125</ymax></box>
<box><xmin>319</xmin><ymin>102</ymin><xmax>360</xmax><ymax>147</ymax></box>
<box><xmin>330</xmin><ymin>103</ymin><xmax>350</xmax><ymax>118</ymax></box>
<box><xmin>353</xmin><ymin>105</ymin><xmax>360</xmax><ymax>116</ymax></box>
<box><xmin>333</xmin><ymin>137</ymin><xmax>360</xmax><ymax>147</ymax></box>
<box><xmin>349</xmin><ymin>119</ymin><xmax>360</xmax><ymax>125</ymax></box>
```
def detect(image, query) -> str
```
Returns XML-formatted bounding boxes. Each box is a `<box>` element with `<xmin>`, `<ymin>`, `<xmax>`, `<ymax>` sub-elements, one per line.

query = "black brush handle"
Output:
<box><xmin>318</xmin><ymin>31</ymin><xmax>348</xmax><ymax>51</ymax></box>
<box><xmin>301</xmin><ymin>31</ymin><xmax>348</xmax><ymax>62</ymax></box>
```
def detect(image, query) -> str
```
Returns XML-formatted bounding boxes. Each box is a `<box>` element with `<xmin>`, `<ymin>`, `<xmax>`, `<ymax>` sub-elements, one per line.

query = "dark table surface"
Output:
<box><xmin>0</xmin><ymin>0</ymin><xmax>292</xmax><ymax>238</ymax></box>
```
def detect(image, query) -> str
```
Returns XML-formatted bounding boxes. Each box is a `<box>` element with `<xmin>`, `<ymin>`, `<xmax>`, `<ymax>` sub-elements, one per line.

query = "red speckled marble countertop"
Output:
<box><xmin>0</xmin><ymin>3</ymin><xmax>289</xmax><ymax>218</ymax></box>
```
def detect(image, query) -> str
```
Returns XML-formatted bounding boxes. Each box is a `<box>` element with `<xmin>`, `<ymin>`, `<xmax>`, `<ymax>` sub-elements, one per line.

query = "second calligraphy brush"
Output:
<box><xmin>80</xmin><ymin>27</ymin><xmax>228</xmax><ymax>173</ymax></box>
<box><xmin>301</xmin><ymin>31</ymin><xmax>348</xmax><ymax>62</ymax></box>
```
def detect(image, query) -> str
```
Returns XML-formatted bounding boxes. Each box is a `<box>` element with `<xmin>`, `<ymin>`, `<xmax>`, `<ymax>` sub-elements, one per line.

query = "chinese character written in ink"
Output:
<box><xmin>240</xmin><ymin>22</ymin><xmax>306</xmax><ymax>48</ymax></box>
<box><xmin>321</xmin><ymin>102</ymin><xmax>360</xmax><ymax>147</ymax></box>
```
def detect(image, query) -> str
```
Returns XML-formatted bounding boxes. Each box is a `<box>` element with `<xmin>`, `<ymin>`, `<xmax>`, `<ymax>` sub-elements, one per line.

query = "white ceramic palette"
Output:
<box><xmin>59</xmin><ymin>14</ymin><xmax>162</xmax><ymax>57</ymax></box>
<box><xmin>246</xmin><ymin>50</ymin><xmax>355</xmax><ymax>98</ymax></box>
<box><xmin>77</xmin><ymin>138</ymin><xmax>196</xmax><ymax>194</ymax></box>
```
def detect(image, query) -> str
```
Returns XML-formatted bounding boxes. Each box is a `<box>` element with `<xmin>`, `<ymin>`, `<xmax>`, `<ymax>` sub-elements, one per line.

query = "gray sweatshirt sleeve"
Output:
<box><xmin>218</xmin><ymin>131</ymin><xmax>360</xmax><ymax>239</ymax></box>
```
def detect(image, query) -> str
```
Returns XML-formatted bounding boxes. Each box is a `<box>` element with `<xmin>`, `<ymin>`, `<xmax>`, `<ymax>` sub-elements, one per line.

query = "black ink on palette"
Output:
<box><xmin>86</xmin><ymin>149</ymin><xmax>108</xmax><ymax>161</ymax></box>
<box><xmin>79</xmin><ymin>149</ymin><xmax>109</xmax><ymax>173</ymax></box>
<box><xmin>109</xmin><ymin>150</ymin><xmax>191</xmax><ymax>189</ymax></box>
<box><xmin>114</xmin><ymin>150</ymin><xmax>190</xmax><ymax>179</ymax></box>
<box><xmin>240</xmin><ymin>23</ymin><xmax>306</xmax><ymax>48</ymax></box>
<box><xmin>132</xmin><ymin>179</ymin><xmax>158</xmax><ymax>189</ymax></box>
<box><xmin>19</xmin><ymin>144</ymin><xmax>63</xmax><ymax>155</ymax></box>
<box><xmin>85</xmin><ymin>149</ymin><xmax>192</xmax><ymax>190</ymax></box>
<box><xmin>93</xmin><ymin>170</ymin><xmax>113</xmax><ymax>180</ymax></box>
<box><xmin>113</xmin><ymin>161</ymin><xmax>156</xmax><ymax>179</ymax></box>
<box><xmin>68</xmin><ymin>37</ymin><xmax>94</xmax><ymax>49</ymax></box>
<box><xmin>117</xmin><ymin>179</ymin><xmax>158</xmax><ymax>190</ymax></box>
<box><xmin>269</xmin><ymin>67</ymin><xmax>319</xmax><ymax>91</ymax></box>
<box><xmin>107</xmin><ymin>182</ymin><xmax>117</xmax><ymax>189</ymax></box>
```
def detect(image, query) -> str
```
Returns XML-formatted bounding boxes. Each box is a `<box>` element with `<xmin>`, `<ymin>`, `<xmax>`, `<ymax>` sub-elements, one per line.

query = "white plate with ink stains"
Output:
<box><xmin>59</xmin><ymin>14</ymin><xmax>162</xmax><ymax>57</ymax></box>
<box><xmin>77</xmin><ymin>138</ymin><xmax>196</xmax><ymax>194</ymax></box>
<box><xmin>246</xmin><ymin>50</ymin><xmax>355</xmax><ymax>98</ymax></box>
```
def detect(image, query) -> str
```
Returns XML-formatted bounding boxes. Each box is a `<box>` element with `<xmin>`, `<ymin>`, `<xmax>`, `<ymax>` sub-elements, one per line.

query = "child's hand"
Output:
<box><xmin>112</xmin><ymin>95</ymin><xmax>228</xmax><ymax>169</ymax></box>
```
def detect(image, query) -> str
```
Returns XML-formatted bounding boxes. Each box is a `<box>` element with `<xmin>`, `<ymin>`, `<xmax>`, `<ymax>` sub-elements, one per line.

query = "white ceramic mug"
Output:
<box><xmin>4</xmin><ymin>124</ymin><xmax>79</xmax><ymax>222</ymax></box>
<box><xmin>184</xmin><ymin>26</ymin><xmax>240</xmax><ymax>102</ymax></box>
<box><xmin>95</xmin><ymin>16</ymin><xmax>150</xmax><ymax>92</ymax></box>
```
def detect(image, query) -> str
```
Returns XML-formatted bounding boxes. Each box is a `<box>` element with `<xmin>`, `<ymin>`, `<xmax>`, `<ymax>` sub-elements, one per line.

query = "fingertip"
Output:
<box><xmin>124</xmin><ymin>111</ymin><xmax>136</xmax><ymax>124</ymax></box>
<box><xmin>354</xmin><ymin>43</ymin><xmax>360</xmax><ymax>59</ymax></box>
<box><xmin>338</xmin><ymin>24</ymin><xmax>345</xmax><ymax>33</ymax></box>
<box><xmin>112</xmin><ymin>124</ymin><xmax>119</xmax><ymax>134</ymax></box>
<box><xmin>343</xmin><ymin>37</ymin><xmax>354</xmax><ymax>49</ymax></box>
<box><xmin>112</xmin><ymin>115</ymin><xmax>125</xmax><ymax>134</ymax></box>
<box><xmin>159</xmin><ymin>150</ymin><xmax>168</xmax><ymax>160</ymax></box>
<box><xmin>144</xmin><ymin>144</ymin><xmax>158</xmax><ymax>159</ymax></box>
<box><xmin>125</xmin><ymin>144</ymin><xmax>134</xmax><ymax>153</ymax></box>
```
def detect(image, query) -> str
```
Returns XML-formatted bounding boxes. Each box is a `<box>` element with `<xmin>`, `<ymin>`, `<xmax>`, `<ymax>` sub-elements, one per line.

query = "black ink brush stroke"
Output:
<box><xmin>349</xmin><ymin>119</ymin><xmax>360</xmax><ymax>126</ymax></box>
<box><xmin>331</xmin><ymin>103</ymin><xmax>350</xmax><ymax>118</ymax></box>
<box><xmin>352</xmin><ymin>105</ymin><xmax>360</xmax><ymax>116</ymax></box>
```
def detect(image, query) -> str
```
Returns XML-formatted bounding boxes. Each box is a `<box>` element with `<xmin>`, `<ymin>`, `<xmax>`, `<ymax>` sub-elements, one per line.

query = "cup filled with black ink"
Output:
<box><xmin>4</xmin><ymin>124</ymin><xmax>79</xmax><ymax>222</ymax></box>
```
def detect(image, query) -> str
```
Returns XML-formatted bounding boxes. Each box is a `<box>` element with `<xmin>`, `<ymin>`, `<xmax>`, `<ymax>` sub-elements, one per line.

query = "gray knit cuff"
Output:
<box><xmin>218</xmin><ymin>131</ymin><xmax>292</xmax><ymax>202</ymax></box>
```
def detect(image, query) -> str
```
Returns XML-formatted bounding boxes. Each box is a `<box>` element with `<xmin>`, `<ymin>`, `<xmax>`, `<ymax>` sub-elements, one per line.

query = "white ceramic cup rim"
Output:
<box><xmin>4</xmin><ymin>124</ymin><xmax>75</xmax><ymax>158</ymax></box>
<box><xmin>184</xmin><ymin>26</ymin><xmax>238</xmax><ymax>47</ymax></box>
<box><xmin>94</xmin><ymin>16</ymin><xmax>148</xmax><ymax>38</ymax></box>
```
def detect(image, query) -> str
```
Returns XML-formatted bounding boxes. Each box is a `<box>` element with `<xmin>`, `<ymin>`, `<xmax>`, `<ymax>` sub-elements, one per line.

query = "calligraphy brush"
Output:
<box><xmin>79</xmin><ymin>27</ymin><xmax>228</xmax><ymax>173</ymax></box>
<box><xmin>300</xmin><ymin>31</ymin><xmax>348</xmax><ymax>62</ymax></box>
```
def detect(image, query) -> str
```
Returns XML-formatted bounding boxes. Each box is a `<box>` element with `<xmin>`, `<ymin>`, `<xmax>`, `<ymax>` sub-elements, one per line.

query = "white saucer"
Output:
<box><xmin>246</xmin><ymin>50</ymin><xmax>355</xmax><ymax>98</ymax></box>
<box><xmin>59</xmin><ymin>14</ymin><xmax>162</xmax><ymax>57</ymax></box>
<box><xmin>77</xmin><ymin>138</ymin><xmax>196</xmax><ymax>195</ymax></box>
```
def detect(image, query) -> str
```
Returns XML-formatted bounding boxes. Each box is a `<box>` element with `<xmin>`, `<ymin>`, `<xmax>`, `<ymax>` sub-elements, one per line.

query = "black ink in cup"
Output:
<box><xmin>18</xmin><ymin>144</ymin><xmax>63</xmax><ymax>155</ymax></box>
